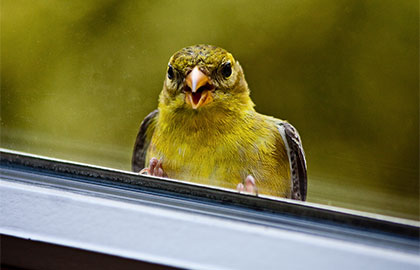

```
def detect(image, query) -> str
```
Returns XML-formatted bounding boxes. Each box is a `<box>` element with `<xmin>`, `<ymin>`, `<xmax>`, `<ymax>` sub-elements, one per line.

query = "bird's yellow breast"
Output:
<box><xmin>146</xmin><ymin>107</ymin><xmax>291</xmax><ymax>197</ymax></box>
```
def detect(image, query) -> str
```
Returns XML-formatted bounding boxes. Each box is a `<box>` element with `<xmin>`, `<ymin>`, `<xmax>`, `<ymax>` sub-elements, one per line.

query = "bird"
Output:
<box><xmin>132</xmin><ymin>44</ymin><xmax>307</xmax><ymax>200</ymax></box>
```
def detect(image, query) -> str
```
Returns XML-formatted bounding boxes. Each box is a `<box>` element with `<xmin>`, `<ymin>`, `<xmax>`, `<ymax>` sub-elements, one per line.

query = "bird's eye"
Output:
<box><xmin>221</xmin><ymin>62</ymin><xmax>232</xmax><ymax>78</ymax></box>
<box><xmin>167</xmin><ymin>65</ymin><xmax>174</xmax><ymax>80</ymax></box>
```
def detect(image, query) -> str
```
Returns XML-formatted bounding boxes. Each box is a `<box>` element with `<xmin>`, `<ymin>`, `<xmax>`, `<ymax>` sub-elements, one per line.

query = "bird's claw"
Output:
<box><xmin>139</xmin><ymin>157</ymin><xmax>168</xmax><ymax>177</ymax></box>
<box><xmin>237</xmin><ymin>175</ymin><xmax>258</xmax><ymax>195</ymax></box>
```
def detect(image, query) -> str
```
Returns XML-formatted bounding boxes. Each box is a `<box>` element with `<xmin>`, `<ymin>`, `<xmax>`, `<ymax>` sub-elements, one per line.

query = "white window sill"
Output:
<box><xmin>1</xmin><ymin>149</ymin><xmax>419</xmax><ymax>269</ymax></box>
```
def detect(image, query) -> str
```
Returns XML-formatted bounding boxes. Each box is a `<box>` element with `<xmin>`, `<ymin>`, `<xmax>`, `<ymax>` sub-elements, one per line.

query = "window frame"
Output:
<box><xmin>1</xmin><ymin>148</ymin><xmax>419</xmax><ymax>269</ymax></box>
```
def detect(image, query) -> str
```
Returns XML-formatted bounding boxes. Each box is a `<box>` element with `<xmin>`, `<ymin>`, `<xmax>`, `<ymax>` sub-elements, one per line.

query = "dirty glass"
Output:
<box><xmin>1</xmin><ymin>0</ymin><xmax>418</xmax><ymax>220</ymax></box>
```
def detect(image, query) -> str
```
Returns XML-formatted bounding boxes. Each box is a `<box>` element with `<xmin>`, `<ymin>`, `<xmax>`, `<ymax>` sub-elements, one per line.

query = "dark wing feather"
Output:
<box><xmin>278</xmin><ymin>122</ymin><xmax>307</xmax><ymax>201</ymax></box>
<box><xmin>131</xmin><ymin>109</ymin><xmax>159</xmax><ymax>172</ymax></box>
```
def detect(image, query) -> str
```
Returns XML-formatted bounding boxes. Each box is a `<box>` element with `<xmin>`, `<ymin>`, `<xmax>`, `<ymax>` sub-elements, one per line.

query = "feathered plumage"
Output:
<box><xmin>132</xmin><ymin>44</ymin><xmax>307</xmax><ymax>200</ymax></box>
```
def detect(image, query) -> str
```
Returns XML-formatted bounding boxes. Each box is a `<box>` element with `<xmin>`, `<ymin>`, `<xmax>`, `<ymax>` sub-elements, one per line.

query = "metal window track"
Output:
<box><xmin>1</xmin><ymin>148</ymin><xmax>419</xmax><ymax>269</ymax></box>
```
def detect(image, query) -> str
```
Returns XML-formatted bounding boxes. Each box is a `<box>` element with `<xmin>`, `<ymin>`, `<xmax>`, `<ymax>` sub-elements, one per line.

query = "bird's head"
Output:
<box><xmin>159</xmin><ymin>45</ymin><xmax>253</xmax><ymax>114</ymax></box>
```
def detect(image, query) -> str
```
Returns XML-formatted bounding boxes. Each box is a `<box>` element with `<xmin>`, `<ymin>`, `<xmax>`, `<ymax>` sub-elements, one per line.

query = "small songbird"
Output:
<box><xmin>132</xmin><ymin>45</ymin><xmax>307</xmax><ymax>200</ymax></box>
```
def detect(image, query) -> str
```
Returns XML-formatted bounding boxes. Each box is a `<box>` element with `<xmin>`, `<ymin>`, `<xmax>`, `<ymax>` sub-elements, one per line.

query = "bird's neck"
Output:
<box><xmin>157</xmin><ymin>95</ymin><xmax>255</xmax><ymax>139</ymax></box>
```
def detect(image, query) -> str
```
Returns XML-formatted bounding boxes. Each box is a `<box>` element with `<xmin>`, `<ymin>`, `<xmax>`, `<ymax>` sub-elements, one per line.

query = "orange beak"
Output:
<box><xmin>185</xmin><ymin>66</ymin><xmax>214</xmax><ymax>109</ymax></box>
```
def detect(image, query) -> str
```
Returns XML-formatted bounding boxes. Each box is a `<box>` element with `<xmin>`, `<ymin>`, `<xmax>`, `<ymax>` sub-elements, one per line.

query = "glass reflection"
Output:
<box><xmin>1</xmin><ymin>0</ymin><xmax>418</xmax><ymax>220</ymax></box>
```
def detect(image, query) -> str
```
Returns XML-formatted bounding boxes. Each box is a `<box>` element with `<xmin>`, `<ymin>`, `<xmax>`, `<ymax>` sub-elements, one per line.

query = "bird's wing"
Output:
<box><xmin>131</xmin><ymin>109</ymin><xmax>159</xmax><ymax>172</ymax></box>
<box><xmin>277</xmin><ymin>122</ymin><xmax>307</xmax><ymax>201</ymax></box>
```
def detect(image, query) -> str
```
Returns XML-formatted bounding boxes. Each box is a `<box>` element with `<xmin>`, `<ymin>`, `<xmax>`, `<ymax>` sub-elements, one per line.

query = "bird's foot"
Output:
<box><xmin>237</xmin><ymin>175</ymin><xmax>258</xmax><ymax>195</ymax></box>
<box><xmin>139</xmin><ymin>157</ymin><xmax>168</xmax><ymax>177</ymax></box>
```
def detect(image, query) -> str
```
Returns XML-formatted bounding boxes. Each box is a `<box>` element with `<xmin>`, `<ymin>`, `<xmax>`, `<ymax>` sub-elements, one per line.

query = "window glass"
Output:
<box><xmin>1</xmin><ymin>1</ymin><xmax>418</xmax><ymax>220</ymax></box>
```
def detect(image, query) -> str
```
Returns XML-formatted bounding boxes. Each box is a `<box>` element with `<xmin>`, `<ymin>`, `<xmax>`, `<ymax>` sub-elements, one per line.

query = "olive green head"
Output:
<box><xmin>159</xmin><ymin>44</ymin><xmax>252</xmax><ymax>112</ymax></box>
<box><xmin>170</xmin><ymin>44</ymin><xmax>232</xmax><ymax>73</ymax></box>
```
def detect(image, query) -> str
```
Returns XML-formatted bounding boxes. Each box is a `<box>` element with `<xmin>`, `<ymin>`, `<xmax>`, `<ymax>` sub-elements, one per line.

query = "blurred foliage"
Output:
<box><xmin>1</xmin><ymin>0</ymin><xmax>418</xmax><ymax>219</ymax></box>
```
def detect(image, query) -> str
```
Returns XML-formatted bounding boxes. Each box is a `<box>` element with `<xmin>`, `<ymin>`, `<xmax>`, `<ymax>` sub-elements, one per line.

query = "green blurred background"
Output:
<box><xmin>1</xmin><ymin>0</ymin><xmax>418</xmax><ymax>220</ymax></box>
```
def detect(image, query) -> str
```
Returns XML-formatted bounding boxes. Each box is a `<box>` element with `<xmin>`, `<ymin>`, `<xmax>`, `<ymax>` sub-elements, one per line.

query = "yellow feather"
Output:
<box><xmin>145</xmin><ymin>45</ymin><xmax>292</xmax><ymax>198</ymax></box>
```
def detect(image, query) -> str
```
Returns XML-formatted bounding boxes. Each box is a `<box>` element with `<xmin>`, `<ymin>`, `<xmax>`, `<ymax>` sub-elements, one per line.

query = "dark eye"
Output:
<box><xmin>167</xmin><ymin>65</ymin><xmax>174</xmax><ymax>80</ymax></box>
<box><xmin>221</xmin><ymin>62</ymin><xmax>232</xmax><ymax>78</ymax></box>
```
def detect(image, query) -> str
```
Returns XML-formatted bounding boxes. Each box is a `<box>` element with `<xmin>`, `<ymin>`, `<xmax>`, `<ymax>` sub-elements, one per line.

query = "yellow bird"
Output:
<box><xmin>132</xmin><ymin>44</ymin><xmax>307</xmax><ymax>200</ymax></box>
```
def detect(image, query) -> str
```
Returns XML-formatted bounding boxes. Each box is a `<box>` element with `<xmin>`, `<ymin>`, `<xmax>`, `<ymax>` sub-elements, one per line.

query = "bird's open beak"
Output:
<box><xmin>185</xmin><ymin>66</ymin><xmax>214</xmax><ymax>109</ymax></box>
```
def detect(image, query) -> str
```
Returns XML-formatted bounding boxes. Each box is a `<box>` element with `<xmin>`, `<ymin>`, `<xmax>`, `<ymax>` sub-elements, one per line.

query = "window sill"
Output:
<box><xmin>1</xmin><ymin>148</ymin><xmax>419</xmax><ymax>269</ymax></box>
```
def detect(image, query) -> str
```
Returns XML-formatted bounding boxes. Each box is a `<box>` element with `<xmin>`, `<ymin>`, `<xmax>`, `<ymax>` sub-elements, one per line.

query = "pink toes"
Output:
<box><xmin>237</xmin><ymin>175</ymin><xmax>258</xmax><ymax>195</ymax></box>
<box><xmin>149</xmin><ymin>157</ymin><xmax>159</xmax><ymax>175</ymax></box>
<box><xmin>139</xmin><ymin>157</ymin><xmax>168</xmax><ymax>178</ymax></box>
<box><xmin>237</xmin><ymin>182</ymin><xmax>245</xmax><ymax>191</ymax></box>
